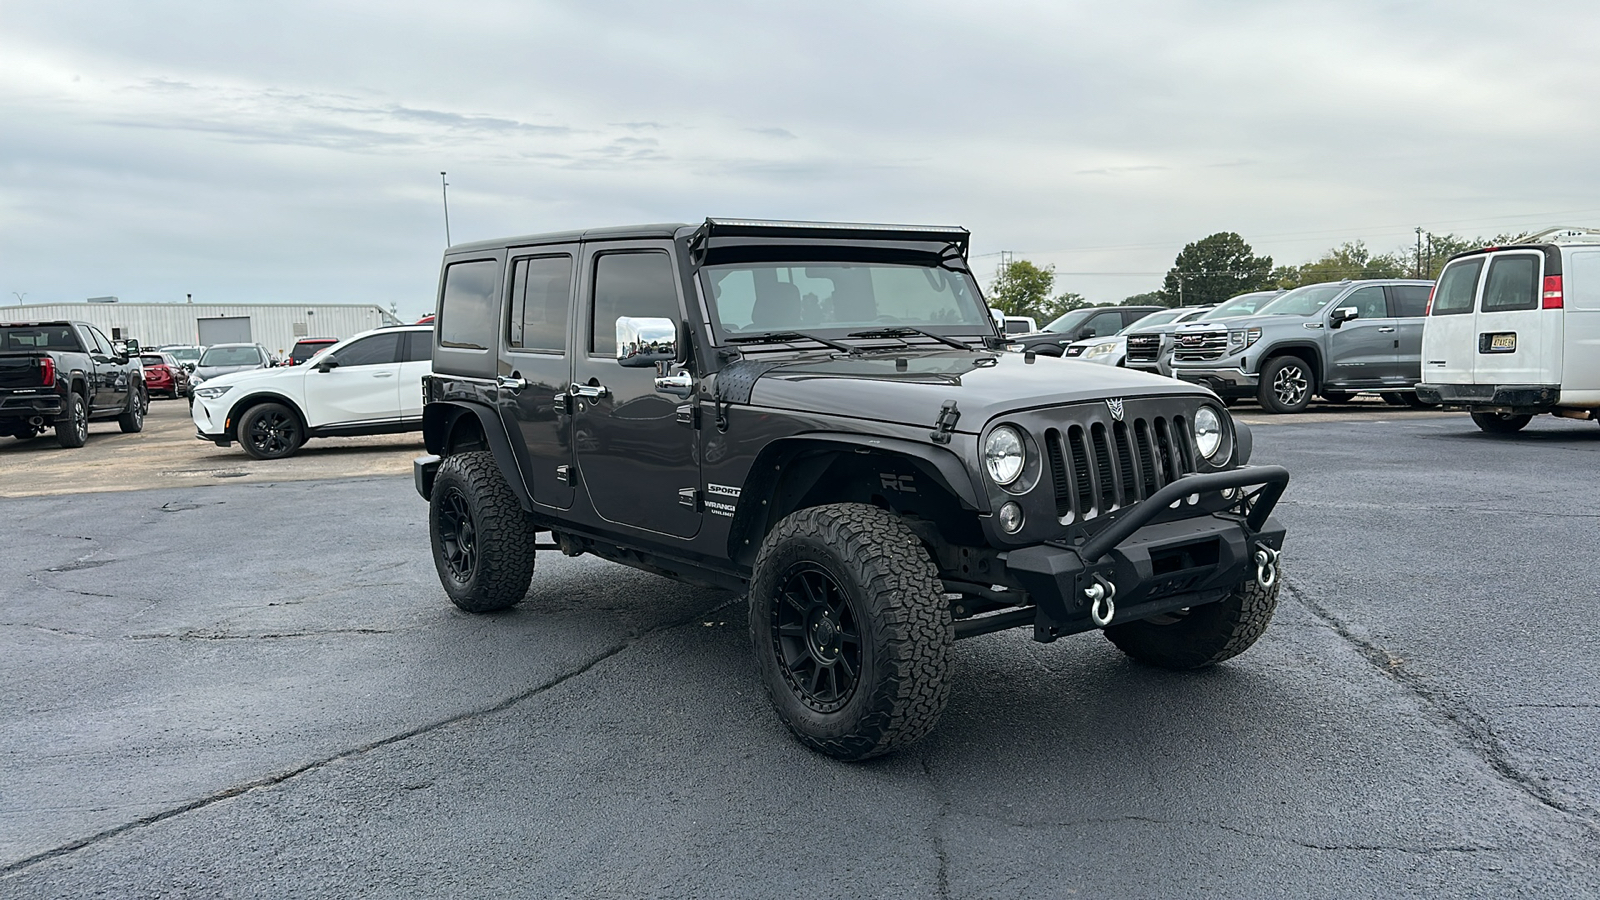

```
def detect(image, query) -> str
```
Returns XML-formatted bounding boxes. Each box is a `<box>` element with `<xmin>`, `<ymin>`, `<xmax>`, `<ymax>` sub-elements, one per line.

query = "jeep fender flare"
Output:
<box><xmin>726</xmin><ymin>433</ymin><xmax>987</xmax><ymax>565</ymax></box>
<box><xmin>422</xmin><ymin>400</ymin><xmax>533</xmax><ymax>511</ymax></box>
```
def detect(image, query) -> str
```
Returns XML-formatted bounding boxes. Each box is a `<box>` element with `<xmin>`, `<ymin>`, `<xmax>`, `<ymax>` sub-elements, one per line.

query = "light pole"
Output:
<box><xmin>11</xmin><ymin>292</ymin><xmax>25</xmax><ymax>305</ymax></box>
<box><xmin>440</xmin><ymin>172</ymin><xmax>452</xmax><ymax>246</ymax></box>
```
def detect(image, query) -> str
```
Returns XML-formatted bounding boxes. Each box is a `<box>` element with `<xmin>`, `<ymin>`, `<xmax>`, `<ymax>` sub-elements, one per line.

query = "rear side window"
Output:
<box><xmin>401</xmin><ymin>332</ymin><xmax>433</xmax><ymax>362</ymax></box>
<box><xmin>1569</xmin><ymin>250</ymin><xmax>1600</xmax><ymax>311</ymax></box>
<box><xmin>1388</xmin><ymin>285</ymin><xmax>1430</xmax><ymax>318</ymax></box>
<box><xmin>508</xmin><ymin>255</ymin><xmax>573</xmax><ymax>353</ymax></box>
<box><xmin>590</xmin><ymin>252</ymin><xmax>679</xmax><ymax>356</ymax></box>
<box><xmin>1431</xmin><ymin>259</ymin><xmax>1482</xmax><ymax>315</ymax></box>
<box><xmin>1481</xmin><ymin>254</ymin><xmax>1540</xmax><ymax>312</ymax></box>
<box><xmin>439</xmin><ymin>260</ymin><xmax>501</xmax><ymax>350</ymax></box>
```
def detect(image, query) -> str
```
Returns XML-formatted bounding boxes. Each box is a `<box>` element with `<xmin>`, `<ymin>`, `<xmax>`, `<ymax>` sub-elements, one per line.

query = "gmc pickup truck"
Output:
<box><xmin>0</xmin><ymin>320</ymin><xmax>147</xmax><ymax>447</ymax></box>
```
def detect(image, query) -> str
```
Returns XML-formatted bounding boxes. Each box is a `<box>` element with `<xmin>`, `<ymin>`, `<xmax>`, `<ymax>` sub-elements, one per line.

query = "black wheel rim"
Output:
<box><xmin>248</xmin><ymin>411</ymin><xmax>297</xmax><ymax>455</ymax></box>
<box><xmin>771</xmin><ymin>562</ymin><xmax>862</xmax><ymax>713</ymax></box>
<box><xmin>75</xmin><ymin>401</ymin><xmax>87</xmax><ymax>441</ymax></box>
<box><xmin>437</xmin><ymin>487</ymin><xmax>476</xmax><ymax>583</ymax></box>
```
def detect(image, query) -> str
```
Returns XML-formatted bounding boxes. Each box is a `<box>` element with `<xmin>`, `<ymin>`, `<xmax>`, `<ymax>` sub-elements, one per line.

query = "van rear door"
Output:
<box><xmin>1562</xmin><ymin>248</ymin><xmax>1600</xmax><ymax>404</ymax></box>
<box><xmin>1421</xmin><ymin>257</ymin><xmax>1485</xmax><ymax>385</ymax></box>
<box><xmin>1474</xmin><ymin>251</ymin><xmax>1557</xmax><ymax>387</ymax></box>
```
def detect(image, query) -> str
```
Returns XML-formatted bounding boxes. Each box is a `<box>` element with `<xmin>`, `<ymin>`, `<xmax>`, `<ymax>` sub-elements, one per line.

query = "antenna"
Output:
<box><xmin>440</xmin><ymin>172</ymin><xmax>452</xmax><ymax>246</ymax></box>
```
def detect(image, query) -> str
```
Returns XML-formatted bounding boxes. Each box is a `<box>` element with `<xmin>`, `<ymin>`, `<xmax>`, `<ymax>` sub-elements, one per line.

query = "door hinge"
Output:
<box><xmin>676</xmin><ymin>401</ymin><xmax>699</xmax><ymax>428</ymax></box>
<box><xmin>552</xmin><ymin>393</ymin><xmax>569</xmax><ymax>415</ymax></box>
<box><xmin>678</xmin><ymin>487</ymin><xmax>701</xmax><ymax>509</ymax></box>
<box><xmin>556</xmin><ymin>464</ymin><xmax>573</xmax><ymax>485</ymax></box>
<box><xmin>930</xmin><ymin>400</ymin><xmax>960</xmax><ymax>444</ymax></box>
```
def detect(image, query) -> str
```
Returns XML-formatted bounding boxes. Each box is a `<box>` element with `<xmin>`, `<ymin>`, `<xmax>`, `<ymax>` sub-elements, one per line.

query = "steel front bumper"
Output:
<box><xmin>994</xmin><ymin>466</ymin><xmax>1289</xmax><ymax>642</ymax></box>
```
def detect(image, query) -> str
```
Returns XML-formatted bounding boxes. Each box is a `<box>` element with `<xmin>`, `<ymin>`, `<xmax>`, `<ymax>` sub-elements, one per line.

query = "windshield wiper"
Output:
<box><xmin>846</xmin><ymin>326</ymin><xmax>972</xmax><ymax>351</ymax></box>
<box><xmin>725</xmin><ymin>331</ymin><xmax>859</xmax><ymax>353</ymax></box>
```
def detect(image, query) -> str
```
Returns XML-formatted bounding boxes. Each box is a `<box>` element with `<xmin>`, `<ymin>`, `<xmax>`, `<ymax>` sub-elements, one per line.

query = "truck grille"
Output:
<box><xmin>1044</xmin><ymin>407</ymin><xmax>1196</xmax><ymax>523</ymax></box>
<box><xmin>1172</xmin><ymin>330</ymin><xmax>1229</xmax><ymax>362</ymax></box>
<box><xmin>1125</xmin><ymin>334</ymin><xmax>1162</xmax><ymax>363</ymax></box>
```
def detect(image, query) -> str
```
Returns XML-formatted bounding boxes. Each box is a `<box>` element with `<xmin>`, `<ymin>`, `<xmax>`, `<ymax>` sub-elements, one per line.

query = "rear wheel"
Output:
<box><xmin>749</xmin><ymin>503</ymin><xmax>953</xmax><ymax>760</ymax></box>
<box><xmin>118</xmin><ymin>387</ymin><xmax>145</xmax><ymax>433</ymax></box>
<box><xmin>1105</xmin><ymin>565</ymin><xmax>1281</xmax><ymax>670</ymax></box>
<box><xmin>55</xmin><ymin>392</ymin><xmax>88</xmax><ymax>448</ymax></box>
<box><xmin>429</xmin><ymin>451</ymin><xmax>537</xmax><ymax>612</ymax></box>
<box><xmin>238</xmin><ymin>402</ymin><xmax>304</xmax><ymax>459</ymax></box>
<box><xmin>1470</xmin><ymin>411</ymin><xmax>1532</xmax><ymax>434</ymax></box>
<box><xmin>1257</xmin><ymin>356</ymin><xmax>1313</xmax><ymax>414</ymax></box>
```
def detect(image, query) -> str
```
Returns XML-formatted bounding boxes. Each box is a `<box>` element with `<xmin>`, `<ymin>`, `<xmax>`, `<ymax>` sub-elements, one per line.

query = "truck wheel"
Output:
<box><xmin>56</xmin><ymin>392</ymin><xmax>88</xmax><ymax>448</ymax></box>
<box><xmin>749</xmin><ymin>503</ymin><xmax>953</xmax><ymax>760</ymax></box>
<box><xmin>238</xmin><ymin>402</ymin><xmax>304</xmax><ymax>459</ymax></box>
<box><xmin>1105</xmin><ymin>566</ymin><xmax>1280</xmax><ymax>670</ymax></box>
<box><xmin>1470</xmin><ymin>411</ymin><xmax>1532</xmax><ymax>434</ymax></box>
<box><xmin>118</xmin><ymin>388</ymin><xmax>145</xmax><ymax>433</ymax></box>
<box><xmin>429</xmin><ymin>450</ymin><xmax>536</xmax><ymax>613</ymax></box>
<box><xmin>1257</xmin><ymin>356</ymin><xmax>1313</xmax><ymax>414</ymax></box>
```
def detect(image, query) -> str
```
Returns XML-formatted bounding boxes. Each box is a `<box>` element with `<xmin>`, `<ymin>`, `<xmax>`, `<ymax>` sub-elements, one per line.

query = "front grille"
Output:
<box><xmin>1045</xmin><ymin>403</ymin><xmax>1196</xmax><ymax>524</ymax></box>
<box><xmin>1173</xmin><ymin>329</ymin><xmax>1229</xmax><ymax>361</ymax></box>
<box><xmin>1125</xmin><ymin>334</ymin><xmax>1161</xmax><ymax>363</ymax></box>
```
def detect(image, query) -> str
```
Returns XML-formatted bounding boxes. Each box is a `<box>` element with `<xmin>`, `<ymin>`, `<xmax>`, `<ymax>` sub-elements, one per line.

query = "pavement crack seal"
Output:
<box><xmin>919</xmin><ymin>756</ymin><xmax>953</xmax><ymax>899</ymax></box>
<box><xmin>0</xmin><ymin>595</ymin><xmax>741</xmax><ymax>878</ymax></box>
<box><xmin>1284</xmin><ymin>577</ymin><xmax>1597</xmax><ymax>834</ymax></box>
<box><xmin>127</xmin><ymin>629</ymin><xmax>398</xmax><ymax>641</ymax></box>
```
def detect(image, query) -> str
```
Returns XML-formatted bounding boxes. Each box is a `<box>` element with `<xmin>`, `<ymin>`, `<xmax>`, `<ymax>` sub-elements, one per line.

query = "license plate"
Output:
<box><xmin>1481</xmin><ymin>332</ymin><xmax>1516</xmax><ymax>353</ymax></box>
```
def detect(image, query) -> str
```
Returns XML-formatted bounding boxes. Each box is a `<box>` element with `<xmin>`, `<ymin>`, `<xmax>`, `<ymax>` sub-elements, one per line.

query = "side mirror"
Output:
<box><xmin>316</xmin><ymin>358</ymin><xmax>340</xmax><ymax>373</ymax></box>
<box><xmin>1330</xmin><ymin>307</ymin><xmax>1359</xmax><ymax>328</ymax></box>
<box><xmin>616</xmin><ymin>316</ymin><xmax>680</xmax><ymax>368</ymax></box>
<box><xmin>112</xmin><ymin>341</ymin><xmax>129</xmax><ymax>358</ymax></box>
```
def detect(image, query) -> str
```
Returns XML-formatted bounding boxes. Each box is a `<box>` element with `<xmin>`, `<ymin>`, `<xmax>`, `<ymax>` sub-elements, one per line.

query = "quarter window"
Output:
<box><xmin>590</xmin><ymin>252</ymin><xmax>679</xmax><ymax>357</ymax></box>
<box><xmin>439</xmin><ymin>259</ymin><xmax>501</xmax><ymax>350</ymax></box>
<box><xmin>1481</xmin><ymin>255</ymin><xmax>1540</xmax><ymax>312</ymax></box>
<box><xmin>508</xmin><ymin>255</ymin><xmax>573</xmax><ymax>353</ymax></box>
<box><xmin>1431</xmin><ymin>259</ymin><xmax>1482</xmax><ymax>316</ymax></box>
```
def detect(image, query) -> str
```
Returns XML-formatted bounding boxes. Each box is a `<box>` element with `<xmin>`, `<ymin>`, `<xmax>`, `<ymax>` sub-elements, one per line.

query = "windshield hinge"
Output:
<box><xmin>930</xmin><ymin>400</ymin><xmax>960</xmax><ymax>444</ymax></box>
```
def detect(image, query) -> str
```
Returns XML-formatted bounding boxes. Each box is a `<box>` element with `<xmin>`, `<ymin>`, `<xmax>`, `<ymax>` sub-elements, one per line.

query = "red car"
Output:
<box><xmin>286</xmin><ymin>337</ymin><xmax>339</xmax><ymax>366</ymax></box>
<box><xmin>140</xmin><ymin>352</ymin><xmax>192</xmax><ymax>399</ymax></box>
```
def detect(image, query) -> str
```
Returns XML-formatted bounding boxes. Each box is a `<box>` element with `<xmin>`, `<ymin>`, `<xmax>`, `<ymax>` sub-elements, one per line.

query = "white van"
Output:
<box><xmin>1417</xmin><ymin>227</ymin><xmax>1600</xmax><ymax>433</ymax></box>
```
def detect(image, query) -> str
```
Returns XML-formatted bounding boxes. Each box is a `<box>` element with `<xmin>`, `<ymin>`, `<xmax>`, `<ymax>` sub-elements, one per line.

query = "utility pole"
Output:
<box><xmin>440</xmin><ymin>172</ymin><xmax>452</xmax><ymax>246</ymax></box>
<box><xmin>1426</xmin><ymin>233</ymin><xmax>1433</xmax><ymax>278</ymax></box>
<box><xmin>1415</xmin><ymin>227</ymin><xmax>1423</xmax><ymax>278</ymax></box>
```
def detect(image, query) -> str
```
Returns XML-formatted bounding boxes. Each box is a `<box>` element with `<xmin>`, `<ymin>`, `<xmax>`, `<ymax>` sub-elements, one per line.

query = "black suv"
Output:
<box><xmin>414</xmin><ymin>219</ymin><xmax>1289</xmax><ymax>760</ymax></box>
<box><xmin>1008</xmin><ymin>305</ymin><xmax>1165</xmax><ymax>356</ymax></box>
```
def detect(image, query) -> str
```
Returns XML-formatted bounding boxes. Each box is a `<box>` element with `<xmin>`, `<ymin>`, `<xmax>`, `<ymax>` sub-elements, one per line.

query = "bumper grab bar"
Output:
<box><xmin>1076</xmin><ymin>465</ymin><xmax>1290</xmax><ymax>564</ymax></box>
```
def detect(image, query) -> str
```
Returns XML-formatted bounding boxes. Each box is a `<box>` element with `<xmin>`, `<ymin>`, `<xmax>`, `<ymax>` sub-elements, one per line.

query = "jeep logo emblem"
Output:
<box><xmin>1106</xmin><ymin>398</ymin><xmax>1125</xmax><ymax>421</ymax></box>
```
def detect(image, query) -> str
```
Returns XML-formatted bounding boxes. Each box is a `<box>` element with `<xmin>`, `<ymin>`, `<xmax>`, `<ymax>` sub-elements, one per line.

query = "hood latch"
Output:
<box><xmin>930</xmin><ymin>400</ymin><xmax>960</xmax><ymax>444</ymax></box>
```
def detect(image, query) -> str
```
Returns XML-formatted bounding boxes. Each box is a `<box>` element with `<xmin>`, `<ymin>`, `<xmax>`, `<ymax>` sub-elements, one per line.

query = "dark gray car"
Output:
<box><xmin>191</xmin><ymin>343</ymin><xmax>273</xmax><ymax>385</ymax></box>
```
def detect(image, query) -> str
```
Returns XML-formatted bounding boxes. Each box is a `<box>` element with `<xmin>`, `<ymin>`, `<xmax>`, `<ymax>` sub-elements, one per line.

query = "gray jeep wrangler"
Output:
<box><xmin>414</xmin><ymin>219</ymin><xmax>1290</xmax><ymax>759</ymax></box>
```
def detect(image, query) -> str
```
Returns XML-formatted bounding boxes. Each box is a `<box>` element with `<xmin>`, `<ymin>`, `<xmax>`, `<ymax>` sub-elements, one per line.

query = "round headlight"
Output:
<box><xmin>983</xmin><ymin>425</ymin><xmax>1026</xmax><ymax>486</ymax></box>
<box><xmin>1194</xmin><ymin>406</ymin><xmax>1224</xmax><ymax>460</ymax></box>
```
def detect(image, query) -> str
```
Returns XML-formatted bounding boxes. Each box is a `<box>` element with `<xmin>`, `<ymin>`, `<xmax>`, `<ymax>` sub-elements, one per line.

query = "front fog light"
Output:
<box><xmin>999</xmin><ymin>502</ymin><xmax>1024</xmax><ymax>534</ymax></box>
<box><xmin>983</xmin><ymin>425</ymin><xmax>1026</xmax><ymax>485</ymax></box>
<box><xmin>1194</xmin><ymin>406</ymin><xmax>1224</xmax><ymax>460</ymax></box>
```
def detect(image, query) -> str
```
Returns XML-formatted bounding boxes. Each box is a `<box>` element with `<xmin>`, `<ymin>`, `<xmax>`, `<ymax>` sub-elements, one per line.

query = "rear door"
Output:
<box><xmin>1564</xmin><ymin>249</ymin><xmax>1600</xmax><ymax>398</ymax></box>
<box><xmin>1421</xmin><ymin>257</ymin><xmax>1485</xmax><ymax>385</ymax></box>
<box><xmin>83</xmin><ymin>325</ymin><xmax>127</xmax><ymax>413</ymax></box>
<box><xmin>1474</xmin><ymin>251</ymin><xmax>1549</xmax><ymax>386</ymax></box>
<box><xmin>498</xmin><ymin>247</ymin><xmax>577</xmax><ymax>511</ymax></box>
<box><xmin>1386</xmin><ymin>283</ymin><xmax>1432</xmax><ymax>385</ymax></box>
<box><xmin>301</xmin><ymin>331</ymin><xmax>402</xmax><ymax>427</ymax></box>
<box><xmin>397</xmin><ymin>331</ymin><xmax>432</xmax><ymax>420</ymax></box>
<box><xmin>1325</xmin><ymin>285</ymin><xmax>1394</xmax><ymax>384</ymax></box>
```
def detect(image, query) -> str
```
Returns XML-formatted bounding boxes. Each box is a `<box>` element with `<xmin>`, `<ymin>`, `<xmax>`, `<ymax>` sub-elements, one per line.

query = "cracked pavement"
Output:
<box><xmin>2</xmin><ymin>411</ymin><xmax>1598</xmax><ymax>897</ymax></box>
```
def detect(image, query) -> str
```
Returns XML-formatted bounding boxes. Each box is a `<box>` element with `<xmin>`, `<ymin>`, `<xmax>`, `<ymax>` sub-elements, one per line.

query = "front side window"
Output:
<box><xmin>1082</xmin><ymin>311</ymin><xmax>1123</xmax><ymax>337</ymax></box>
<box><xmin>508</xmin><ymin>255</ymin><xmax>573</xmax><ymax>353</ymax></box>
<box><xmin>1481</xmin><ymin>254</ymin><xmax>1540</xmax><ymax>312</ymax></box>
<box><xmin>439</xmin><ymin>259</ymin><xmax>501</xmax><ymax>350</ymax></box>
<box><xmin>592</xmin><ymin>252</ymin><xmax>679</xmax><ymax>355</ymax></box>
<box><xmin>334</xmin><ymin>333</ymin><xmax>401</xmax><ymax>367</ymax></box>
<box><xmin>1342</xmin><ymin>286</ymin><xmax>1388</xmax><ymax>321</ymax></box>
<box><xmin>1431</xmin><ymin>259</ymin><xmax>1482</xmax><ymax>315</ymax></box>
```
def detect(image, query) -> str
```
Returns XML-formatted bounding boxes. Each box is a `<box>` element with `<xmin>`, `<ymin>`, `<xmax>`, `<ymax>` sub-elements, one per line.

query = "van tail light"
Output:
<box><xmin>1543</xmin><ymin>275</ymin><xmax>1564</xmax><ymax>309</ymax></box>
<box><xmin>1424</xmin><ymin>283</ymin><xmax>1438</xmax><ymax>316</ymax></box>
<box><xmin>40</xmin><ymin>356</ymin><xmax>55</xmax><ymax>386</ymax></box>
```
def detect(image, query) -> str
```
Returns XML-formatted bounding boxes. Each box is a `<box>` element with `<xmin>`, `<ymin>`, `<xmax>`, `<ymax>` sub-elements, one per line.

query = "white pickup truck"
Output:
<box><xmin>1416</xmin><ymin>227</ymin><xmax>1600</xmax><ymax>433</ymax></box>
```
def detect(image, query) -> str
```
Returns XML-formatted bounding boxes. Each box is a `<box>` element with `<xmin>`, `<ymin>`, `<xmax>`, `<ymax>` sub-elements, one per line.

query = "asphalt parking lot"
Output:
<box><xmin>3</xmin><ymin>401</ymin><xmax>1598</xmax><ymax>898</ymax></box>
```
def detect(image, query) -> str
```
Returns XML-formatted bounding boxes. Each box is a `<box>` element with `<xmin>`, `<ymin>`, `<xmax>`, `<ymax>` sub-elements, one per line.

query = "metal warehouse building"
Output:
<box><xmin>2</xmin><ymin>302</ymin><xmax>404</xmax><ymax>355</ymax></box>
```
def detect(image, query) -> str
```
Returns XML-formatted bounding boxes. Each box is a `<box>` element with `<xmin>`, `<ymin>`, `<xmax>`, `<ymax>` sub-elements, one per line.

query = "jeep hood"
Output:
<box><xmin>744</xmin><ymin>350</ymin><xmax>1208</xmax><ymax>433</ymax></box>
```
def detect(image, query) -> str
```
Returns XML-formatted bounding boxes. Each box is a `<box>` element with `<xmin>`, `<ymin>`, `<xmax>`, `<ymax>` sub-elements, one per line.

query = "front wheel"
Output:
<box><xmin>1256</xmin><ymin>356</ymin><xmax>1313</xmax><ymax>414</ymax></box>
<box><xmin>749</xmin><ymin>503</ymin><xmax>954</xmax><ymax>761</ymax></box>
<box><xmin>238</xmin><ymin>402</ymin><xmax>304</xmax><ymax>459</ymax></box>
<box><xmin>1104</xmin><ymin>564</ymin><xmax>1280</xmax><ymax>670</ymax></box>
<box><xmin>429</xmin><ymin>451</ymin><xmax>537</xmax><ymax>613</ymax></box>
<box><xmin>1470</xmin><ymin>411</ymin><xmax>1532</xmax><ymax>434</ymax></box>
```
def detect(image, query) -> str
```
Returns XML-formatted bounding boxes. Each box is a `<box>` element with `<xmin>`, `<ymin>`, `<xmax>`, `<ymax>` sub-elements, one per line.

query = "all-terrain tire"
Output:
<box><xmin>56</xmin><ymin>392</ymin><xmax>88</xmax><ymax>448</ymax></box>
<box><xmin>118</xmin><ymin>387</ymin><xmax>145</xmax><ymax>433</ymax></box>
<box><xmin>1470</xmin><ymin>411</ymin><xmax>1532</xmax><ymax>434</ymax></box>
<box><xmin>749</xmin><ymin>503</ymin><xmax>954</xmax><ymax>760</ymax></box>
<box><xmin>1104</xmin><ymin>566</ymin><xmax>1281</xmax><ymax>670</ymax></box>
<box><xmin>238</xmin><ymin>402</ymin><xmax>304</xmax><ymax>459</ymax></box>
<box><xmin>429</xmin><ymin>450</ymin><xmax>537</xmax><ymax>613</ymax></box>
<box><xmin>1257</xmin><ymin>355</ymin><xmax>1313</xmax><ymax>414</ymax></box>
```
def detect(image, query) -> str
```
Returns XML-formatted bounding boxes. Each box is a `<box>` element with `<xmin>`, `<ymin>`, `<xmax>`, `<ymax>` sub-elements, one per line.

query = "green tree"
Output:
<box><xmin>988</xmin><ymin>259</ymin><xmax>1057</xmax><ymax>321</ymax></box>
<box><xmin>1121</xmin><ymin>291</ymin><xmax>1162</xmax><ymax>307</ymax></box>
<box><xmin>1275</xmin><ymin>241</ymin><xmax>1406</xmax><ymax>288</ymax></box>
<box><xmin>1036</xmin><ymin>291</ymin><xmax>1090</xmax><ymax>323</ymax></box>
<box><xmin>1419</xmin><ymin>232</ymin><xmax>1528</xmax><ymax>278</ymax></box>
<box><xmin>1159</xmin><ymin>232</ymin><xmax>1274</xmax><ymax>307</ymax></box>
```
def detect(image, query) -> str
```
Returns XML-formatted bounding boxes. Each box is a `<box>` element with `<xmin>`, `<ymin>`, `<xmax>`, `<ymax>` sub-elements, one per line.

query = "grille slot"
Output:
<box><xmin>1067</xmin><ymin>426</ymin><xmax>1094</xmax><ymax>518</ymax></box>
<box><xmin>1091</xmin><ymin>423</ymin><xmax>1116</xmax><ymax>512</ymax></box>
<box><xmin>1125</xmin><ymin>334</ymin><xmax>1162</xmax><ymax>363</ymax></box>
<box><xmin>1173</xmin><ymin>330</ymin><xmax>1230</xmax><ymax>361</ymax></box>
<box><xmin>1045</xmin><ymin>428</ymin><xmax>1073</xmax><ymax>520</ymax></box>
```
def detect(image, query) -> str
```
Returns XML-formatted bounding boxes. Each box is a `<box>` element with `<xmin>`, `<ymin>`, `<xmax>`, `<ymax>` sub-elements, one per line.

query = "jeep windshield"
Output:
<box><xmin>702</xmin><ymin>262</ymin><xmax>990</xmax><ymax>342</ymax></box>
<box><xmin>1255</xmin><ymin>283</ymin><xmax>1346</xmax><ymax>316</ymax></box>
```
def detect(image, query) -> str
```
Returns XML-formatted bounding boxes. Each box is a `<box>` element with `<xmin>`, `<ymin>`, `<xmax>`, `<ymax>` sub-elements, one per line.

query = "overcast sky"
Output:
<box><xmin>4</xmin><ymin>0</ymin><xmax>1599</xmax><ymax>319</ymax></box>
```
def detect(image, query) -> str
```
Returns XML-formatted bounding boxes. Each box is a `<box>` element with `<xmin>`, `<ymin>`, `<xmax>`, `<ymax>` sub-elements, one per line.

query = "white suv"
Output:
<box><xmin>1417</xmin><ymin>227</ymin><xmax>1600</xmax><ymax>433</ymax></box>
<box><xmin>191</xmin><ymin>325</ymin><xmax>432</xmax><ymax>458</ymax></box>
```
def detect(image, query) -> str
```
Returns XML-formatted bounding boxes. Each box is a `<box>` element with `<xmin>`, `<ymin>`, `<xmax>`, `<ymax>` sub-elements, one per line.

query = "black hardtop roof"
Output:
<box><xmin>446</xmin><ymin>218</ymin><xmax>971</xmax><ymax>255</ymax></box>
